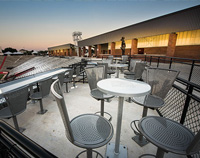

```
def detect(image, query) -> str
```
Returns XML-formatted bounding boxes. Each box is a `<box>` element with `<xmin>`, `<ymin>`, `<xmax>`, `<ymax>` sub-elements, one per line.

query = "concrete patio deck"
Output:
<box><xmin>2</xmin><ymin>73</ymin><xmax>186</xmax><ymax>158</ymax></box>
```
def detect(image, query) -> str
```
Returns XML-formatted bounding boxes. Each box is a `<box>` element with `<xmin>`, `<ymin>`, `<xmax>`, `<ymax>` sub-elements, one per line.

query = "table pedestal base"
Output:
<box><xmin>132</xmin><ymin>135</ymin><xmax>148</xmax><ymax>147</ymax></box>
<box><xmin>105</xmin><ymin>142</ymin><xmax>127</xmax><ymax>158</ymax></box>
<box><xmin>71</xmin><ymin>85</ymin><xmax>78</xmax><ymax>89</ymax></box>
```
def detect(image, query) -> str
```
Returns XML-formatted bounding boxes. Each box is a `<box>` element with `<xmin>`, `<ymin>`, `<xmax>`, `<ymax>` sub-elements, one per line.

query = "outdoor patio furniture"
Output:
<box><xmin>109</xmin><ymin>63</ymin><xmax>128</xmax><ymax>78</ymax></box>
<box><xmin>102</xmin><ymin>59</ymin><xmax>115</xmax><ymax>77</ymax></box>
<box><xmin>57</xmin><ymin>72</ymin><xmax>65</xmax><ymax>86</ymax></box>
<box><xmin>51</xmin><ymin>79</ymin><xmax>114</xmax><ymax>158</ymax></box>
<box><xmin>119</xmin><ymin>55</ymin><xmax>128</xmax><ymax>64</ymax></box>
<box><xmin>97</xmin><ymin>62</ymin><xmax>108</xmax><ymax>79</ymax></box>
<box><xmin>131</xmin><ymin>68</ymin><xmax>180</xmax><ymax>146</ymax></box>
<box><xmin>85</xmin><ymin>66</ymin><xmax>114</xmax><ymax>121</ymax></box>
<box><xmin>117</xmin><ymin>55</ymin><xmax>129</xmax><ymax>72</ymax></box>
<box><xmin>30</xmin><ymin>77</ymin><xmax>52</xmax><ymax>114</ymax></box>
<box><xmin>97</xmin><ymin>78</ymin><xmax>151</xmax><ymax>158</ymax></box>
<box><xmin>107</xmin><ymin>55</ymin><xmax>114</xmax><ymax>61</ymax></box>
<box><xmin>63</xmin><ymin>69</ymin><xmax>73</xmax><ymax>93</ymax></box>
<box><xmin>71</xmin><ymin>65</ymin><xmax>81</xmax><ymax>88</ymax></box>
<box><xmin>138</xmin><ymin>116</ymin><xmax>200</xmax><ymax>158</ymax></box>
<box><xmin>0</xmin><ymin>85</ymin><xmax>29</xmax><ymax>132</ymax></box>
<box><xmin>124</xmin><ymin>59</ymin><xmax>142</xmax><ymax>76</ymax></box>
<box><xmin>52</xmin><ymin>72</ymin><xmax>65</xmax><ymax>87</ymax></box>
<box><xmin>124</xmin><ymin>61</ymin><xmax>146</xmax><ymax>80</ymax></box>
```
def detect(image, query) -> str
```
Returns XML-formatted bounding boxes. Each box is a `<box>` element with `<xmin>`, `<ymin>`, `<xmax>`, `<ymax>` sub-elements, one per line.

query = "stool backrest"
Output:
<box><xmin>146</xmin><ymin>68</ymin><xmax>179</xmax><ymax>99</ymax></box>
<box><xmin>97</xmin><ymin>63</ymin><xmax>108</xmax><ymax>79</ymax></box>
<box><xmin>4</xmin><ymin>85</ymin><xmax>29</xmax><ymax>116</ymax></box>
<box><xmin>134</xmin><ymin>62</ymin><xmax>146</xmax><ymax>80</ymax></box>
<box><xmin>51</xmin><ymin>79</ymin><xmax>74</xmax><ymax>143</ymax></box>
<box><xmin>57</xmin><ymin>72</ymin><xmax>65</xmax><ymax>86</ymax></box>
<box><xmin>75</xmin><ymin>66</ymin><xmax>81</xmax><ymax>76</ymax></box>
<box><xmin>85</xmin><ymin>66</ymin><xmax>104</xmax><ymax>91</ymax></box>
<box><xmin>66</xmin><ymin>69</ymin><xmax>73</xmax><ymax>81</ymax></box>
<box><xmin>107</xmin><ymin>55</ymin><xmax>113</xmax><ymax>60</ymax></box>
<box><xmin>39</xmin><ymin>77</ymin><xmax>52</xmax><ymax>97</ymax></box>
<box><xmin>103</xmin><ymin>59</ymin><xmax>113</xmax><ymax>65</ymax></box>
<box><xmin>129</xmin><ymin>59</ymin><xmax>142</xmax><ymax>72</ymax></box>
<box><xmin>121</xmin><ymin>55</ymin><xmax>128</xmax><ymax>64</ymax></box>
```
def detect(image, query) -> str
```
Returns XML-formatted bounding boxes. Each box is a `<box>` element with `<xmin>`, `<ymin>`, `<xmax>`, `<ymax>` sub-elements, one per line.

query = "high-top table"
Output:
<box><xmin>109</xmin><ymin>64</ymin><xmax>128</xmax><ymax>78</ymax></box>
<box><xmin>97</xmin><ymin>78</ymin><xmax>151</xmax><ymax>158</ymax></box>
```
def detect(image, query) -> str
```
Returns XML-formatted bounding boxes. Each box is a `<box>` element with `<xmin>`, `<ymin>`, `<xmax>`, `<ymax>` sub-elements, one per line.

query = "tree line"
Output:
<box><xmin>2</xmin><ymin>47</ymin><xmax>48</xmax><ymax>56</ymax></box>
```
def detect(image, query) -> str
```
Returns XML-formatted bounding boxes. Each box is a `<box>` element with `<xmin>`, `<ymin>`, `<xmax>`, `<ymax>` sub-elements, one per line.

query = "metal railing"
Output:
<box><xmin>0</xmin><ymin>120</ymin><xmax>56</xmax><ymax>158</ymax></box>
<box><xmin>130</xmin><ymin>55</ymin><xmax>200</xmax><ymax>86</ymax></box>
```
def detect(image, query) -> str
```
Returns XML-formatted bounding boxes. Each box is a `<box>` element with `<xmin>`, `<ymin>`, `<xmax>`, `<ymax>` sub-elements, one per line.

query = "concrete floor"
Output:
<box><xmin>3</xmin><ymin>73</ymin><xmax>186</xmax><ymax>158</ymax></box>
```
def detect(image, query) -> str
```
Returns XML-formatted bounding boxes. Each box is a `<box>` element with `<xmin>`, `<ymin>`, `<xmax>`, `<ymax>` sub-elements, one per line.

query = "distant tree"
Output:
<box><xmin>24</xmin><ymin>50</ymin><xmax>33</xmax><ymax>55</ymax></box>
<box><xmin>38</xmin><ymin>50</ymin><xmax>48</xmax><ymax>56</ymax></box>
<box><xmin>3</xmin><ymin>47</ymin><xmax>17</xmax><ymax>53</ymax></box>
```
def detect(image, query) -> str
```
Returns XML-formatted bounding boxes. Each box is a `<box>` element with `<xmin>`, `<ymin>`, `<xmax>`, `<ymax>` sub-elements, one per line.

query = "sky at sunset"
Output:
<box><xmin>0</xmin><ymin>0</ymin><xmax>199</xmax><ymax>51</ymax></box>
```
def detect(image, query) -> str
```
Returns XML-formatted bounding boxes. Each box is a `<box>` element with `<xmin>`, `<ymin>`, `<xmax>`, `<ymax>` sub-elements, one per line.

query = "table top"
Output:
<box><xmin>0</xmin><ymin>68</ymin><xmax>68</xmax><ymax>95</ymax></box>
<box><xmin>113</xmin><ymin>57</ymin><xmax>122</xmax><ymax>60</ymax></box>
<box><xmin>97</xmin><ymin>78</ymin><xmax>151</xmax><ymax>97</ymax></box>
<box><xmin>109</xmin><ymin>64</ymin><xmax>128</xmax><ymax>68</ymax></box>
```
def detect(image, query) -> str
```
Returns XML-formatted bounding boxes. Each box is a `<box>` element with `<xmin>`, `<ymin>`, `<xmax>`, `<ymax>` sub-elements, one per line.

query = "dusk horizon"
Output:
<box><xmin>0</xmin><ymin>0</ymin><xmax>199</xmax><ymax>51</ymax></box>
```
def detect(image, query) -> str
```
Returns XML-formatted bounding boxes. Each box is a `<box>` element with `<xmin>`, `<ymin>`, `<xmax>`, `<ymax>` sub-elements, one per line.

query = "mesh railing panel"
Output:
<box><xmin>170</xmin><ymin>62</ymin><xmax>191</xmax><ymax>81</ymax></box>
<box><xmin>191</xmin><ymin>64</ymin><xmax>200</xmax><ymax>86</ymax></box>
<box><xmin>184</xmin><ymin>98</ymin><xmax>200</xmax><ymax>158</ymax></box>
<box><xmin>158</xmin><ymin>87</ymin><xmax>200</xmax><ymax>158</ymax></box>
<box><xmin>158</xmin><ymin>87</ymin><xmax>186</xmax><ymax>123</ymax></box>
<box><xmin>184</xmin><ymin>98</ymin><xmax>200</xmax><ymax>135</ymax></box>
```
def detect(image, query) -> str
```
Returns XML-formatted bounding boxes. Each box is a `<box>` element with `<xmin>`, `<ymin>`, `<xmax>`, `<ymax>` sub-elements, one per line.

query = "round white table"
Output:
<box><xmin>97</xmin><ymin>78</ymin><xmax>151</xmax><ymax>158</ymax></box>
<box><xmin>109</xmin><ymin>64</ymin><xmax>128</xmax><ymax>78</ymax></box>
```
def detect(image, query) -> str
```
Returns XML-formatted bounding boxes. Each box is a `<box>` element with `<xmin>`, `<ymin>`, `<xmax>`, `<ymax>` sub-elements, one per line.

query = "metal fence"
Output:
<box><xmin>0</xmin><ymin>120</ymin><xmax>56</xmax><ymax>158</ymax></box>
<box><xmin>131</xmin><ymin>55</ymin><xmax>200</xmax><ymax>86</ymax></box>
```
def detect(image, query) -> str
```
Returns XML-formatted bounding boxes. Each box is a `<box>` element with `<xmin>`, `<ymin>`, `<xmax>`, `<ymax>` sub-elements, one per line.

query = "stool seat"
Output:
<box><xmin>91</xmin><ymin>89</ymin><xmax>114</xmax><ymax>100</ymax></box>
<box><xmin>0</xmin><ymin>107</ymin><xmax>12</xmax><ymax>118</ymax></box>
<box><xmin>64</xmin><ymin>78</ymin><xmax>72</xmax><ymax>83</ymax></box>
<box><xmin>30</xmin><ymin>92</ymin><xmax>42</xmax><ymax>100</ymax></box>
<box><xmin>124</xmin><ymin>71</ymin><xmax>135</xmax><ymax>75</ymax></box>
<box><xmin>133</xmin><ymin>94</ymin><xmax>164</xmax><ymax>108</ymax></box>
<box><xmin>139</xmin><ymin>116</ymin><xmax>196</xmax><ymax>156</ymax></box>
<box><xmin>71</xmin><ymin>114</ymin><xmax>113</xmax><ymax>149</ymax></box>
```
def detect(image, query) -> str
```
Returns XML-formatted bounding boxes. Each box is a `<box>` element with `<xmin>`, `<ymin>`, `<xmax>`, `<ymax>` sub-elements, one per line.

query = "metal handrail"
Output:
<box><xmin>0</xmin><ymin>120</ymin><xmax>56</xmax><ymax>158</ymax></box>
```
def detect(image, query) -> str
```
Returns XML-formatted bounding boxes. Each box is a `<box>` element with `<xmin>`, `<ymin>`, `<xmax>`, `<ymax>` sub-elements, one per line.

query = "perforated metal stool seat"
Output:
<box><xmin>71</xmin><ymin>114</ymin><xmax>113</xmax><ymax>149</ymax></box>
<box><xmin>63</xmin><ymin>78</ymin><xmax>72</xmax><ymax>84</ymax></box>
<box><xmin>30</xmin><ymin>92</ymin><xmax>48</xmax><ymax>114</ymax></box>
<box><xmin>133</xmin><ymin>94</ymin><xmax>164</xmax><ymax>108</ymax></box>
<box><xmin>91</xmin><ymin>89</ymin><xmax>114</xmax><ymax>121</ymax></box>
<box><xmin>131</xmin><ymin>95</ymin><xmax>164</xmax><ymax>146</ymax></box>
<box><xmin>124</xmin><ymin>71</ymin><xmax>136</xmax><ymax>80</ymax></box>
<box><xmin>138</xmin><ymin>116</ymin><xmax>196</xmax><ymax>158</ymax></box>
<box><xmin>107</xmin><ymin>70</ymin><xmax>115</xmax><ymax>75</ymax></box>
<box><xmin>0</xmin><ymin>107</ymin><xmax>15</xmax><ymax>118</ymax></box>
<box><xmin>30</xmin><ymin>92</ymin><xmax>43</xmax><ymax>100</ymax></box>
<box><xmin>91</xmin><ymin>89</ymin><xmax>113</xmax><ymax>100</ymax></box>
<box><xmin>124</xmin><ymin>71</ymin><xmax>135</xmax><ymax>75</ymax></box>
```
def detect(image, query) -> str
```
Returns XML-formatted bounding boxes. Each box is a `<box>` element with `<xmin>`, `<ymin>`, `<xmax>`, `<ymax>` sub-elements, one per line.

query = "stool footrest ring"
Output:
<box><xmin>76</xmin><ymin>149</ymin><xmax>103</xmax><ymax>158</ymax></box>
<box><xmin>139</xmin><ymin>154</ymin><xmax>156</xmax><ymax>158</ymax></box>
<box><xmin>95</xmin><ymin>111</ymin><xmax>112</xmax><ymax>122</ymax></box>
<box><xmin>130</xmin><ymin>120</ymin><xmax>140</xmax><ymax>135</ymax></box>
